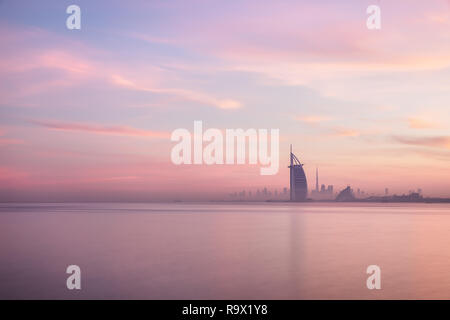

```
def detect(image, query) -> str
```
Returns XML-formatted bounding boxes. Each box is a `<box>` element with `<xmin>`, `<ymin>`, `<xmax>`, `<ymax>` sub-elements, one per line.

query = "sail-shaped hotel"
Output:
<box><xmin>289</xmin><ymin>146</ymin><xmax>308</xmax><ymax>201</ymax></box>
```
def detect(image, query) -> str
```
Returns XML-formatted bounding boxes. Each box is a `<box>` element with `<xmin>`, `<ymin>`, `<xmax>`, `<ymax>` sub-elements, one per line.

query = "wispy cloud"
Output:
<box><xmin>0</xmin><ymin>129</ymin><xmax>24</xmax><ymax>146</ymax></box>
<box><xmin>126</xmin><ymin>32</ymin><xmax>174</xmax><ymax>45</ymax></box>
<box><xmin>0</xmin><ymin>166</ymin><xmax>29</xmax><ymax>183</ymax></box>
<box><xmin>0</xmin><ymin>24</ymin><xmax>242</xmax><ymax>111</ymax></box>
<box><xmin>295</xmin><ymin>115</ymin><xmax>332</xmax><ymax>124</ymax></box>
<box><xmin>31</xmin><ymin>120</ymin><xmax>169</xmax><ymax>139</ymax></box>
<box><xmin>408</xmin><ymin>117</ymin><xmax>441</xmax><ymax>129</ymax></box>
<box><xmin>392</xmin><ymin>135</ymin><xmax>450</xmax><ymax>150</ymax></box>
<box><xmin>331</xmin><ymin>128</ymin><xmax>360</xmax><ymax>137</ymax></box>
<box><xmin>111</xmin><ymin>74</ymin><xmax>242</xmax><ymax>110</ymax></box>
<box><xmin>0</xmin><ymin>138</ymin><xmax>24</xmax><ymax>146</ymax></box>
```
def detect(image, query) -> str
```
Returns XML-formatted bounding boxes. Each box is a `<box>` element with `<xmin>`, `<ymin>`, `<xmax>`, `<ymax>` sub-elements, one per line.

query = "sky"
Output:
<box><xmin>0</xmin><ymin>0</ymin><xmax>449</xmax><ymax>201</ymax></box>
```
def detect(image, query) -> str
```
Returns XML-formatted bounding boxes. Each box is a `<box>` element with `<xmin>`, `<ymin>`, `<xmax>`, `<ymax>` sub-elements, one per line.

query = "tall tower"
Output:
<box><xmin>289</xmin><ymin>145</ymin><xmax>308</xmax><ymax>202</ymax></box>
<box><xmin>315</xmin><ymin>167</ymin><xmax>319</xmax><ymax>192</ymax></box>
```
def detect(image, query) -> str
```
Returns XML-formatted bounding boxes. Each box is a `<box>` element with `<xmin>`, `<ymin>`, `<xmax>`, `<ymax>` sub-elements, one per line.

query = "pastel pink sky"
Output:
<box><xmin>0</xmin><ymin>0</ymin><xmax>449</xmax><ymax>201</ymax></box>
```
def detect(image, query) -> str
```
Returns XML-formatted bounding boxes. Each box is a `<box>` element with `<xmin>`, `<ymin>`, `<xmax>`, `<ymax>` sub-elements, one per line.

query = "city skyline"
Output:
<box><xmin>1</xmin><ymin>0</ymin><xmax>450</xmax><ymax>201</ymax></box>
<box><xmin>228</xmin><ymin>163</ymin><xmax>427</xmax><ymax>202</ymax></box>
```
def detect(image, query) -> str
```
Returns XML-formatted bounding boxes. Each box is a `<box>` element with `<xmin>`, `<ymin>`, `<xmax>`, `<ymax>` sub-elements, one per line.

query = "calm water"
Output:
<box><xmin>1</xmin><ymin>202</ymin><xmax>450</xmax><ymax>299</ymax></box>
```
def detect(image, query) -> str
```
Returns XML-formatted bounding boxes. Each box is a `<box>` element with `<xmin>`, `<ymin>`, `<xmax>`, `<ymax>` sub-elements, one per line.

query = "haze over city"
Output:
<box><xmin>1</xmin><ymin>0</ymin><xmax>450</xmax><ymax>201</ymax></box>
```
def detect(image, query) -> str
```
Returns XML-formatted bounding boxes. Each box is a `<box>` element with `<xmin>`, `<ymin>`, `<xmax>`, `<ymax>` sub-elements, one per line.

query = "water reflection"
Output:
<box><xmin>0</xmin><ymin>203</ymin><xmax>450</xmax><ymax>299</ymax></box>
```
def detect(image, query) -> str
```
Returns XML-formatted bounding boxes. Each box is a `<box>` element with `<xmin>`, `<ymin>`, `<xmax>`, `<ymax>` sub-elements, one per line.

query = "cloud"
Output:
<box><xmin>111</xmin><ymin>74</ymin><xmax>242</xmax><ymax>110</ymax></box>
<box><xmin>159</xmin><ymin>1</ymin><xmax>450</xmax><ymax>98</ymax></box>
<box><xmin>392</xmin><ymin>135</ymin><xmax>450</xmax><ymax>150</ymax></box>
<box><xmin>425</xmin><ymin>12</ymin><xmax>450</xmax><ymax>25</ymax></box>
<box><xmin>102</xmin><ymin>176</ymin><xmax>141</xmax><ymax>181</ymax></box>
<box><xmin>331</xmin><ymin>128</ymin><xmax>360</xmax><ymax>137</ymax></box>
<box><xmin>126</xmin><ymin>32</ymin><xmax>174</xmax><ymax>45</ymax></box>
<box><xmin>0</xmin><ymin>166</ymin><xmax>29</xmax><ymax>183</ymax></box>
<box><xmin>0</xmin><ymin>138</ymin><xmax>24</xmax><ymax>146</ymax></box>
<box><xmin>407</xmin><ymin>117</ymin><xmax>440</xmax><ymax>129</ymax></box>
<box><xmin>295</xmin><ymin>115</ymin><xmax>332</xmax><ymax>124</ymax></box>
<box><xmin>0</xmin><ymin>24</ymin><xmax>242</xmax><ymax>111</ymax></box>
<box><xmin>31</xmin><ymin>120</ymin><xmax>169</xmax><ymax>139</ymax></box>
<box><xmin>0</xmin><ymin>50</ymin><xmax>92</xmax><ymax>75</ymax></box>
<box><xmin>0</xmin><ymin>129</ymin><xmax>24</xmax><ymax>146</ymax></box>
<box><xmin>0</xmin><ymin>25</ymin><xmax>101</xmax><ymax>102</ymax></box>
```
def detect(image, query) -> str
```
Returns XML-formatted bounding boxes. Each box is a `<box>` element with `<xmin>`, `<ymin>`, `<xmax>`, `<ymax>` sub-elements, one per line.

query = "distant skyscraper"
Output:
<box><xmin>316</xmin><ymin>167</ymin><xmax>319</xmax><ymax>192</ymax></box>
<box><xmin>310</xmin><ymin>167</ymin><xmax>333</xmax><ymax>200</ymax></box>
<box><xmin>289</xmin><ymin>145</ymin><xmax>308</xmax><ymax>202</ymax></box>
<box><xmin>327</xmin><ymin>185</ymin><xmax>333</xmax><ymax>194</ymax></box>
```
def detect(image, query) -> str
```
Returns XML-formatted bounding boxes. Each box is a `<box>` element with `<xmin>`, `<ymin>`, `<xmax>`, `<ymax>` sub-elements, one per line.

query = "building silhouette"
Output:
<box><xmin>289</xmin><ymin>145</ymin><xmax>308</xmax><ymax>201</ymax></box>
<box><xmin>336</xmin><ymin>186</ymin><xmax>356</xmax><ymax>201</ymax></box>
<box><xmin>315</xmin><ymin>167</ymin><xmax>319</xmax><ymax>192</ymax></box>
<box><xmin>310</xmin><ymin>167</ymin><xmax>334</xmax><ymax>200</ymax></box>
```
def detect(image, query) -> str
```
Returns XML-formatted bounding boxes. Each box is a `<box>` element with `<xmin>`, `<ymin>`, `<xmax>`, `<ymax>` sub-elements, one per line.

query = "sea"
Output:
<box><xmin>1</xmin><ymin>202</ymin><xmax>450</xmax><ymax>299</ymax></box>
